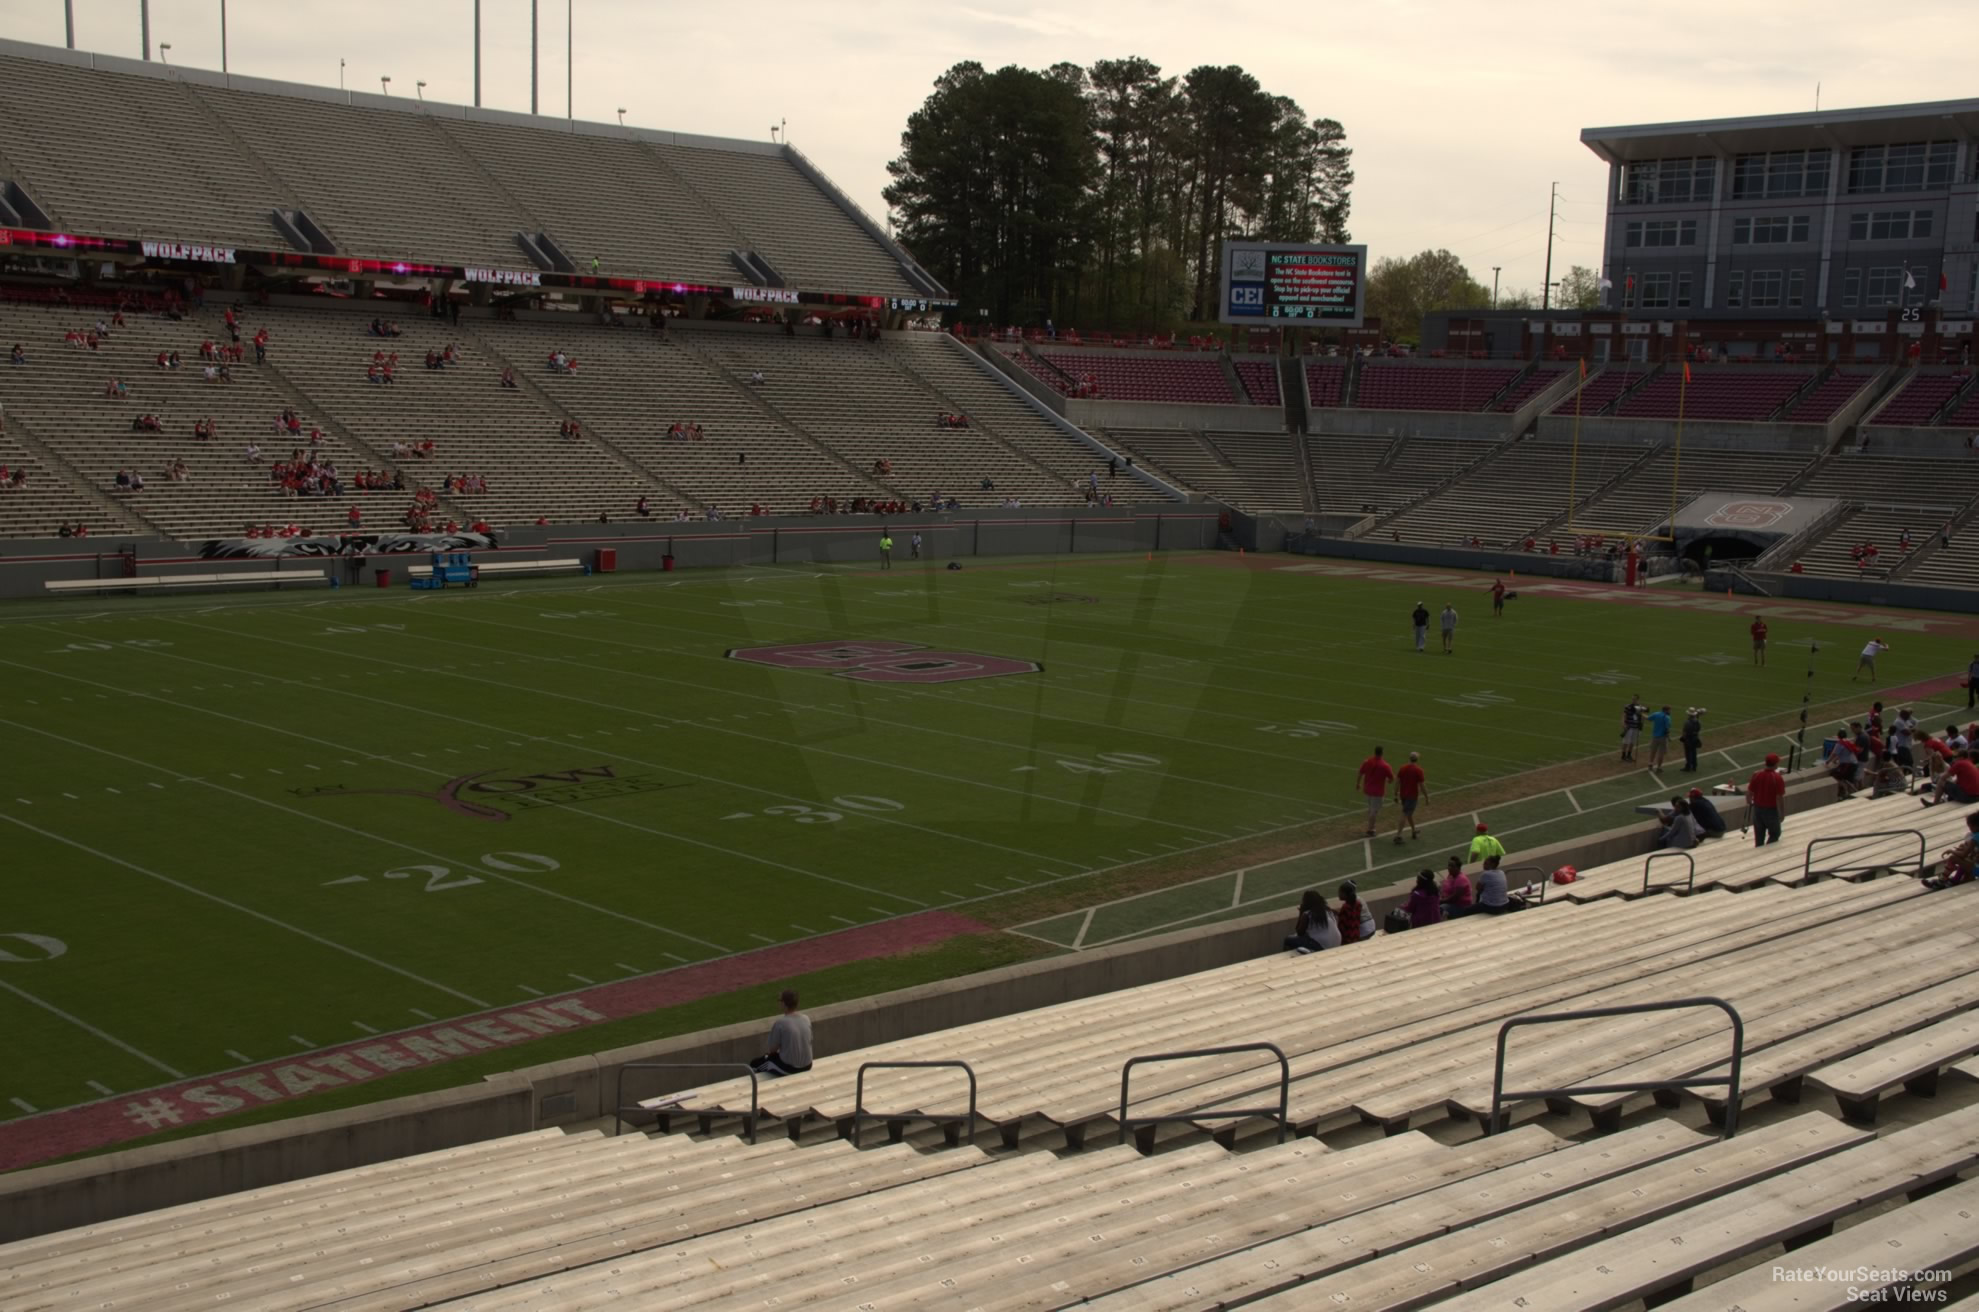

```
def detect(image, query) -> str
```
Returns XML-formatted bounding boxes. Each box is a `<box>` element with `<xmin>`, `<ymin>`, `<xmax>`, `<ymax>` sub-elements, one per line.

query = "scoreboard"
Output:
<box><xmin>1220</xmin><ymin>241</ymin><xmax>1367</xmax><ymax>327</ymax></box>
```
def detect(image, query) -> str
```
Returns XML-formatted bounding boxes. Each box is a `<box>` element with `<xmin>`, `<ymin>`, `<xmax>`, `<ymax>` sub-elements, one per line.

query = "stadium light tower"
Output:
<box><xmin>473</xmin><ymin>0</ymin><xmax>481</xmax><ymax>106</ymax></box>
<box><xmin>140</xmin><ymin>0</ymin><xmax>150</xmax><ymax>59</ymax></box>
<box><xmin>339</xmin><ymin>58</ymin><xmax>345</xmax><ymax>90</ymax></box>
<box><xmin>417</xmin><ymin>80</ymin><xmax>427</xmax><ymax>101</ymax></box>
<box><xmin>617</xmin><ymin>107</ymin><xmax>626</xmax><ymax>126</ymax></box>
<box><xmin>158</xmin><ymin>43</ymin><xmax>171</xmax><ymax>64</ymax></box>
<box><xmin>530</xmin><ymin>0</ymin><xmax>538</xmax><ymax>114</ymax></box>
<box><xmin>64</xmin><ymin>0</ymin><xmax>74</xmax><ymax>49</ymax></box>
<box><xmin>380</xmin><ymin>75</ymin><xmax>392</xmax><ymax>95</ymax></box>
<box><xmin>220</xmin><ymin>0</ymin><xmax>228</xmax><ymax>74</ymax></box>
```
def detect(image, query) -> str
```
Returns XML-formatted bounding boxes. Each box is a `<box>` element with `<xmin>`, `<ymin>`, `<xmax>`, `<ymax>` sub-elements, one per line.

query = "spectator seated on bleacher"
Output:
<box><xmin>1404</xmin><ymin>870</ymin><xmax>1444</xmax><ymax>927</ymax></box>
<box><xmin>166</xmin><ymin>458</ymin><xmax>189</xmax><ymax>483</ymax></box>
<box><xmin>1862</xmin><ymin>752</ymin><xmax>1908</xmax><ymax>799</ymax></box>
<box><xmin>750</xmin><ymin>502</ymin><xmax>765</xmax><ymax>517</ymax></box>
<box><xmin>548</xmin><ymin>350</ymin><xmax>578</xmax><ymax>374</ymax></box>
<box><xmin>872</xmin><ymin>458</ymin><xmax>893</xmax><ymax>476</ymax></box>
<box><xmin>8</xmin><ymin>343</ymin><xmax>24</xmax><ymax>365</ymax></box>
<box><xmin>498</xmin><ymin>366</ymin><xmax>517</xmax><ymax>388</ymax></box>
<box><xmin>1281</xmin><ymin>889</ymin><xmax>1341</xmax><ymax>954</ymax></box>
<box><xmin>1829</xmin><ymin>729</ymin><xmax>1864</xmax><ymax>797</ymax></box>
<box><xmin>245</xmin><ymin>440</ymin><xmax>262</xmax><ymax>463</ymax></box>
<box><xmin>1336</xmin><ymin>881</ymin><xmax>1376</xmax><ymax>944</ymax></box>
<box><xmin>441</xmin><ymin>343</ymin><xmax>459</xmax><ymax>367</ymax></box>
<box><xmin>1925</xmin><ymin>749</ymin><xmax>1979</xmax><ymax>807</ymax></box>
<box><xmin>130</xmin><ymin>413</ymin><xmax>162</xmax><ymax>433</ymax></box>
<box><xmin>1654</xmin><ymin>798</ymin><xmax>1702</xmax><ymax>851</ymax></box>
<box><xmin>104</xmin><ymin>378</ymin><xmax>127</xmax><ymax>398</ymax></box>
<box><xmin>111</xmin><ymin>468</ymin><xmax>131</xmax><ymax>493</ymax></box>
<box><xmin>1924</xmin><ymin>812</ymin><xmax>1979</xmax><ymax>889</ymax></box>
<box><xmin>347</xmin><ymin>505</ymin><xmax>362</xmax><ymax>528</ymax></box>
<box><xmin>1686</xmin><ymin>788</ymin><xmax>1727</xmax><ymax>837</ymax></box>
<box><xmin>559</xmin><ymin>419</ymin><xmax>581</xmax><ymax>441</ymax></box>
<box><xmin>424</xmin><ymin>350</ymin><xmax>442</xmax><ymax>371</ymax></box>
<box><xmin>634</xmin><ymin>495</ymin><xmax>651</xmax><ymax>519</ymax></box>
<box><xmin>1474</xmin><ymin>855</ymin><xmax>1526</xmax><ymax>914</ymax></box>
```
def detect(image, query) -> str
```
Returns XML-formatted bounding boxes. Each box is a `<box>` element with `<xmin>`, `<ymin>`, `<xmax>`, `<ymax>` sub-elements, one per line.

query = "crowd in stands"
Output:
<box><xmin>423</xmin><ymin>344</ymin><xmax>462</xmax><ymax>371</ymax></box>
<box><xmin>270</xmin><ymin>450</ymin><xmax>343</xmax><ymax>497</ymax></box>
<box><xmin>934</xmin><ymin>411</ymin><xmax>970</xmax><ymax>428</ymax></box>
<box><xmin>0</xmin><ymin>465</ymin><xmax>27</xmax><ymax>490</ymax></box>
<box><xmin>548</xmin><ymin>349</ymin><xmax>579</xmax><ymax>374</ymax></box>
<box><xmin>558</xmin><ymin>419</ymin><xmax>583</xmax><ymax>441</ymax></box>
<box><xmin>366</xmin><ymin>351</ymin><xmax>399</xmax><ymax>384</ymax></box>
<box><xmin>442</xmin><ymin>472</ymin><xmax>490</xmax><ymax>495</ymax></box>
<box><xmin>54</xmin><ymin>521</ymin><xmax>90</xmax><ymax>538</ymax></box>
<box><xmin>389</xmin><ymin>439</ymin><xmax>437</xmax><ymax>459</ymax></box>
<box><xmin>666</xmin><ymin>421</ymin><xmax>705</xmax><ymax>440</ymax></box>
<box><xmin>367</xmin><ymin>318</ymin><xmax>403</xmax><ymax>338</ymax></box>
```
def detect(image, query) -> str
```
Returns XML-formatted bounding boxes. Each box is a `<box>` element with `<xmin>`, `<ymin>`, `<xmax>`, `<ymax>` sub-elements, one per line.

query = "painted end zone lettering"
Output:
<box><xmin>728</xmin><ymin>639</ymin><xmax>1041</xmax><ymax>684</ymax></box>
<box><xmin>0</xmin><ymin>910</ymin><xmax>988</xmax><ymax>1172</ymax></box>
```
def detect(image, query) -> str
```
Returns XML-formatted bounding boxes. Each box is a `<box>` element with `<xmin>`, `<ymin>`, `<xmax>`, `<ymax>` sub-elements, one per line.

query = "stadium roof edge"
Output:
<box><xmin>1582</xmin><ymin>98</ymin><xmax>1979</xmax><ymax>163</ymax></box>
<box><xmin>0</xmin><ymin>36</ymin><xmax>788</xmax><ymax>159</ymax></box>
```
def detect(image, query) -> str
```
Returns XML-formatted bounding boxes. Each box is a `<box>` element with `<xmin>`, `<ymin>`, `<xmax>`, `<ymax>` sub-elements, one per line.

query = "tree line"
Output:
<box><xmin>884</xmin><ymin>58</ymin><xmax>1353</xmax><ymax>332</ymax></box>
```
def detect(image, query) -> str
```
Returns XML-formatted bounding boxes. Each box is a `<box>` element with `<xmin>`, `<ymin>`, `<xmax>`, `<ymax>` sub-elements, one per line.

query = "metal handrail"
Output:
<box><xmin>613</xmin><ymin>1062</ymin><xmax>758</xmax><ymax>1141</ymax></box>
<box><xmin>1499</xmin><ymin>864</ymin><xmax>1547</xmax><ymax>905</ymax></box>
<box><xmin>852</xmin><ymin>1060</ymin><xmax>978</xmax><ymax>1147</ymax></box>
<box><xmin>1642</xmin><ymin>850</ymin><xmax>1697</xmax><ymax>895</ymax></box>
<box><xmin>1804</xmin><ymin>829</ymin><xmax>1928</xmax><ymax>883</ymax></box>
<box><xmin>1489</xmin><ymin>997</ymin><xmax>1745</xmax><ymax>1139</ymax></box>
<box><xmin>1119</xmin><ymin>1043</ymin><xmax>1290</xmax><ymax>1149</ymax></box>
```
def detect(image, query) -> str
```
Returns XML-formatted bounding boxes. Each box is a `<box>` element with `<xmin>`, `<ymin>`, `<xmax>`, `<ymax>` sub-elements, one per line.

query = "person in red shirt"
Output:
<box><xmin>1750</xmin><ymin>617</ymin><xmax>1768</xmax><ymax>666</ymax></box>
<box><xmin>1745</xmin><ymin>753</ymin><xmax>1787</xmax><ymax>846</ymax></box>
<box><xmin>1356</xmin><ymin>745</ymin><xmax>1395</xmax><ymax>837</ymax></box>
<box><xmin>1392</xmin><ymin>751</ymin><xmax>1428</xmax><ymax>843</ymax></box>
<box><xmin>347</xmin><ymin>505</ymin><xmax>362</xmax><ymax>527</ymax></box>
<box><xmin>1930</xmin><ymin>750</ymin><xmax>1979</xmax><ymax>807</ymax></box>
<box><xmin>1490</xmin><ymin>578</ymin><xmax>1506</xmax><ymax>617</ymax></box>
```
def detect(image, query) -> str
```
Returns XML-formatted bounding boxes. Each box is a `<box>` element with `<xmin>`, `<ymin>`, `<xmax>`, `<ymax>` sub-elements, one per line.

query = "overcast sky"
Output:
<box><xmin>7</xmin><ymin>1</ymin><xmax>1978</xmax><ymax>302</ymax></box>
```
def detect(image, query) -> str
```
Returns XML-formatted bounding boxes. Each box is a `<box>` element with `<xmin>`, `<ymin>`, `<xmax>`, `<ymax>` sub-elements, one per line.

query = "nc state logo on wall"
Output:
<box><xmin>1704</xmin><ymin>500</ymin><xmax>1793</xmax><ymax>529</ymax></box>
<box><xmin>727</xmin><ymin>639</ymin><xmax>1041</xmax><ymax>684</ymax></box>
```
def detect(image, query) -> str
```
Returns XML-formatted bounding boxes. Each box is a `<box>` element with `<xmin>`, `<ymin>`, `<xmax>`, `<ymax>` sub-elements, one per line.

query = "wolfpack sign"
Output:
<box><xmin>141</xmin><ymin>240</ymin><xmax>237</xmax><ymax>264</ymax></box>
<box><xmin>465</xmin><ymin>266</ymin><xmax>544</xmax><ymax>287</ymax></box>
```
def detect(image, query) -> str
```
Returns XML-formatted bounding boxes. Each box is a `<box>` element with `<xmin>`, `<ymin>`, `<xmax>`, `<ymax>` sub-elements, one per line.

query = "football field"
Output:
<box><xmin>2</xmin><ymin>550</ymin><xmax>1974</xmax><ymax>1169</ymax></box>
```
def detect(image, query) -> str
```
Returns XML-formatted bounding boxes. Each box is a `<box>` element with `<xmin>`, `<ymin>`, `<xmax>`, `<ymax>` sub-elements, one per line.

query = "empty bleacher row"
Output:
<box><xmin>1867</xmin><ymin>370</ymin><xmax>1975</xmax><ymax>427</ymax></box>
<box><xmin>1233</xmin><ymin>358</ymin><xmax>1281</xmax><ymax>405</ymax></box>
<box><xmin>1355</xmin><ymin>361</ymin><xmax>1524</xmax><ymax>412</ymax></box>
<box><xmin>1782</xmin><ymin>369</ymin><xmax>1878</xmax><ymax>423</ymax></box>
<box><xmin>0</xmin><ymin>45</ymin><xmax>921</xmax><ymax>297</ymax></box>
<box><xmin>1569</xmin><ymin>445</ymin><xmax>1813</xmax><ymax>536</ymax></box>
<box><xmin>8</xmin><ymin>790</ymin><xmax>1974</xmax><ymax>1309</ymax></box>
<box><xmin>1376</xmin><ymin>437</ymin><xmax>1638</xmax><ymax>546</ymax></box>
<box><xmin>1033</xmin><ymin>349</ymin><xmax>1237</xmax><ymax>404</ymax></box>
<box><xmin>1789</xmin><ymin>449</ymin><xmax>1979</xmax><ymax>580</ymax></box>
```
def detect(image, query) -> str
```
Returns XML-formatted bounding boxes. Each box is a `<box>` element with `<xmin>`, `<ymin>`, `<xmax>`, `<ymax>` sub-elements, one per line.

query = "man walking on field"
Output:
<box><xmin>1411</xmin><ymin>601</ymin><xmax>1430</xmax><ymax>653</ymax></box>
<box><xmin>1356</xmin><ymin>745</ymin><xmax>1394</xmax><ymax>838</ymax></box>
<box><xmin>1393</xmin><ymin>751</ymin><xmax>1428</xmax><ymax>843</ymax></box>
<box><xmin>1490</xmin><ymin>577</ymin><xmax>1506</xmax><ymax>617</ymax></box>
<box><xmin>1853</xmin><ymin>636</ymin><xmax>1890</xmax><ymax>682</ymax></box>
<box><xmin>1440</xmin><ymin>603</ymin><xmax>1458</xmax><ymax>654</ymax></box>
<box><xmin>1750</xmin><ymin>617</ymin><xmax>1768</xmax><ymax>666</ymax></box>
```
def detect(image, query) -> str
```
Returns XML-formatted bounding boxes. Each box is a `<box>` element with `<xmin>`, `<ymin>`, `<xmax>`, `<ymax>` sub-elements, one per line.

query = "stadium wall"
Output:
<box><xmin>0</xmin><ymin>509</ymin><xmax>1221</xmax><ymax>600</ymax></box>
<box><xmin>1286</xmin><ymin>533</ymin><xmax>1633</xmax><ymax>583</ymax></box>
<box><xmin>0</xmin><ymin>779</ymin><xmax>1853</xmax><ymax>1238</ymax></box>
<box><xmin>1532</xmin><ymin>416</ymin><xmax>1830</xmax><ymax>451</ymax></box>
<box><xmin>1310</xmin><ymin>408</ymin><xmax>1516</xmax><ymax>442</ymax></box>
<box><xmin>1713</xmin><ymin>565</ymin><xmax>1979</xmax><ymax>611</ymax></box>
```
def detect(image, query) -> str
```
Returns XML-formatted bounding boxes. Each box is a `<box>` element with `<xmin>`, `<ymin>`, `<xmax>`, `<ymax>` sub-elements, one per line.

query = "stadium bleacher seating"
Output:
<box><xmin>1548</xmin><ymin>363</ymin><xmax>1647</xmax><ymax>416</ymax></box>
<box><xmin>1789</xmin><ymin>449</ymin><xmax>1979</xmax><ymax>580</ymax></box>
<box><xmin>1487</xmin><ymin>364</ymin><xmax>1565</xmax><ymax>412</ymax></box>
<box><xmin>5</xmin><ymin>785</ymin><xmax>1975</xmax><ymax>1306</ymax></box>
<box><xmin>1037</xmin><ymin>350</ymin><xmax>1237</xmax><ymax>404</ymax></box>
<box><xmin>0</xmin><ymin>45</ymin><xmax>921</xmax><ymax>298</ymax></box>
<box><xmin>1780</xmin><ymin>370</ymin><xmax>1878</xmax><ymax>423</ymax></box>
<box><xmin>1232</xmin><ymin>358</ymin><xmax>1282</xmax><ymax>406</ymax></box>
<box><xmin>1867</xmin><ymin>371</ymin><xmax>1972</xmax><ymax>427</ymax></box>
<box><xmin>1202</xmin><ymin>431</ymin><xmax>1303</xmax><ymax>513</ymax></box>
<box><xmin>1379</xmin><ymin>438</ymin><xmax>1639</xmax><ymax>546</ymax></box>
<box><xmin>1105</xmin><ymin>428</ymin><xmax>1276</xmax><ymax>510</ymax></box>
<box><xmin>1612</xmin><ymin>367</ymin><xmax>1814</xmax><ymax>422</ymax></box>
<box><xmin>1567</xmin><ymin>446</ymin><xmax>1815</xmax><ymax>536</ymax></box>
<box><xmin>1303</xmin><ymin>360</ymin><xmax>1346</xmax><ymax>408</ymax></box>
<box><xmin>1354</xmin><ymin>361</ymin><xmax>1522</xmax><ymax>412</ymax></box>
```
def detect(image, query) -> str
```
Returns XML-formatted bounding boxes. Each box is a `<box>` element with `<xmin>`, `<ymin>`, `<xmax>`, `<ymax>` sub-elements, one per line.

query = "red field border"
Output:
<box><xmin>0</xmin><ymin>910</ymin><xmax>986</xmax><ymax>1173</ymax></box>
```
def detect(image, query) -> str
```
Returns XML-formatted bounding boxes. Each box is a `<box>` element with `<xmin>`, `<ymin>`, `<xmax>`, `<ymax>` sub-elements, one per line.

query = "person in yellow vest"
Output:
<box><xmin>879</xmin><ymin>531</ymin><xmax>893</xmax><ymax>570</ymax></box>
<box><xmin>1467</xmin><ymin>821</ymin><xmax>1506</xmax><ymax>865</ymax></box>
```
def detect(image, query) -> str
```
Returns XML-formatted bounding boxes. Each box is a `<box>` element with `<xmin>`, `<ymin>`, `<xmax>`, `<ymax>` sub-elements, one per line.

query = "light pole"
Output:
<box><xmin>158</xmin><ymin>43</ymin><xmax>171</xmax><ymax>64</ymax></box>
<box><xmin>416</xmin><ymin>80</ymin><xmax>427</xmax><ymax>101</ymax></box>
<box><xmin>380</xmin><ymin>75</ymin><xmax>391</xmax><ymax>96</ymax></box>
<box><xmin>64</xmin><ymin>0</ymin><xmax>74</xmax><ymax>48</ymax></box>
<box><xmin>339</xmin><ymin>59</ymin><xmax>345</xmax><ymax>90</ymax></box>
<box><xmin>616</xmin><ymin>107</ymin><xmax>626</xmax><ymax>126</ymax></box>
<box><xmin>220</xmin><ymin>0</ymin><xmax>228</xmax><ymax>73</ymax></box>
<box><xmin>1492</xmin><ymin>266</ymin><xmax>1501</xmax><ymax>308</ymax></box>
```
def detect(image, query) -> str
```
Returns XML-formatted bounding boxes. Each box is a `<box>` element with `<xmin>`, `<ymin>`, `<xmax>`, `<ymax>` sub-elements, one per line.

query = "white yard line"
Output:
<box><xmin>0</xmin><ymin>979</ymin><xmax>186</xmax><ymax>1079</ymax></box>
<box><xmin>0</xmin><ymin>800</ymin><xmax>493</xmax><ymax>1010</ymax></box>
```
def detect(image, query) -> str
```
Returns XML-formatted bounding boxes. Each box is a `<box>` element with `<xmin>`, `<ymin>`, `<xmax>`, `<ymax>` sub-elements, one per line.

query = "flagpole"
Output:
<box><xmin>1671</xmin><ymin>362</ymin><xmax>1688</xmax><ymax>536</ymax></box>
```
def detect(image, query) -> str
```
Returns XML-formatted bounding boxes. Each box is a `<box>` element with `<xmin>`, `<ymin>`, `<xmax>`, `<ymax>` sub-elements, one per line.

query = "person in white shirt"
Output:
<box><xmin>245</xmin><ymin>441</ymin><xmax>262</xmax><ymax>463</ymax></box>
<box><xmin>1853</xmin><ymin>637</ymin><xmax>1890</xmax><ymax>683</ymax></box>
<box><xmin>1439</xmin><ymin>604</ymin><xmax>1459</xmax><ymax>654</ymax></box>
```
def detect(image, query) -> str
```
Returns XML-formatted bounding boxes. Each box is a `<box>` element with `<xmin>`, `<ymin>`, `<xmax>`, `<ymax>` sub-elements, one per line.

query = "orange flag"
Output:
<box><xmin>1578</xmin><ymin>357</ymin><xmax>1587</xmax><ymax>378</ymax></box>
<box><xmin>1682</xmin><ymin>361</ymin><xmax>1692</xmax><ymax>385</ymax></box>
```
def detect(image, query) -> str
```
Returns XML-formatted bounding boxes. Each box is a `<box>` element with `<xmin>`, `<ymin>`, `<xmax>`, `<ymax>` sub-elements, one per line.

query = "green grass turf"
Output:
<box><xmin>2</xmin><ymin>552</ymin><xmax>1972</xmax><ymax>1150</ymax></box>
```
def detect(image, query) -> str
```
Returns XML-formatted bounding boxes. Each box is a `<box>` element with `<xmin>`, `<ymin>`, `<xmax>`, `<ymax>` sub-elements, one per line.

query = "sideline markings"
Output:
<box><xmin>225</xmin><ymin>1049</ymin><xmax>252</xmax><ymax>1064</ymax></box>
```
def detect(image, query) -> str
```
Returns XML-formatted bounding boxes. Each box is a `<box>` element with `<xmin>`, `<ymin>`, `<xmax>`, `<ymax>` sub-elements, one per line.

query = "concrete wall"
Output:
<box><xmin>1713</xmin><ymin>564</ymin><xmax>1979</xmax><ymax>611</ymax></box>
<box><xmin>0</xmin><ymin>509</ymin><xmax>1222</xmax><ymax>601</ymax></box>
<box><xmin>1534</xmin><ymin>414</ymin><xmax>1828</xmax><ymax>452</ymax></box>
<box><xmin>1312</xmin><ymin>408</ymin><xmax>1513</xmax><ymax>442</ymax></box>
<box><xmin>1287</xmin><ymin>533</ymin><xmax>1628</xmax><ymax>583</ymax></box>
<box><xmin>1857</xmin><ymin>423</ymin><xmax>1979</xmax><ymax>452</ymax></box>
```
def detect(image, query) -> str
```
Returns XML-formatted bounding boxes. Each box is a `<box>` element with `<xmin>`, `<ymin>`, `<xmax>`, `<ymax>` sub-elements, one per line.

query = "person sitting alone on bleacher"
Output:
<box><xmin>112</xmin><ymin>469</ymin><xmax>131</xmax><ymax>492</ymax></box>
<box><xmin>1336</xmin><ymin>881</ymin><xmax>1376</xmax><ymax>944</ymax></box>
<box><xmin>635</xmin><ymin>495</ymin><xmax>651</xmax><ymax>519</ymax></box>
<box><xmin>155</xmin><ymin>350</ymin><xmax>170</xmax><ymax>370</ymax></box>
<box><xmin>748</xmin><ymin>989</ymin><xmax>814</xmax><ymax>1077</ymax></box>
<box><xmin>8</xmin><ymin>344</ymin><xmax>24</xmax><ymax>365</ymax></box>
<box><xmin>425</xmin><ymin>350</ymin><xmax>441</xmax><ymax>371</ymax></box>
<box><xmin>1281</xmin><ymin>890</ymin><xmax>1340</xmax><ymax>954</ymax></box>
<box><xmin>442</xmin><ymin>343</ymin><xmax>459</xmax><ymax>367</ymax></box>
<box><xmin>245</xmin><ymin>440</ymin><xmax>262</xmax><ymax>464</ymax></box>
<box><xmin>1654</xmin><ymin>797</ymin><xmax>1701</xmax><ymax>851</ymax></box>
<box><xmin>1685</xmin><ymin>787</ymin><xmax>1727</xmax><ymax>837</ymax></box>
<box><xmin>1405</xmin><ymin>870</ymin><xmax>1444</xmax><ymax>927</ymax></box>
<box><xmin>749</xmin><ymin>369</ymin><xmax>765</xmax><ymax>386</ymax></box>
<box><xmin>1474</xmin><ymin>855</ymin><xmax>1525</xmax><ymax>914</ymax></box>
<box><xmin>499</xmin><ymin>366</ymin><xmax>517</xmax><ymax>389</ymax></box>
<box><xmin>1924</xmin><ymin>812</ymin><xmax>1979</xmax><ymax>890</ymax></box>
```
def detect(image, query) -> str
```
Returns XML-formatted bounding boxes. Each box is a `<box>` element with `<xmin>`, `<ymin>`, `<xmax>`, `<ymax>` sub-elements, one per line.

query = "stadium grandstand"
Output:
<box><xmin>5</xmin><ymin>30</ymin><xmax>1979</xmax><ymax>1312</ymax></box>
